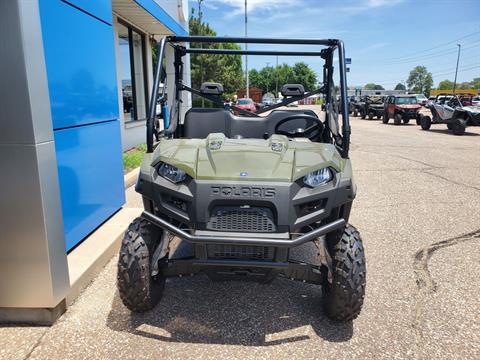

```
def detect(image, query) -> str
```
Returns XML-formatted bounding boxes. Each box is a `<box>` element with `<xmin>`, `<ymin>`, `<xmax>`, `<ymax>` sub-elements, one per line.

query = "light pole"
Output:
<box><xmin>245</xmin><ymin>0</ymin><xmax>249</xmax><ymax>98</ymax></box>
<box><xmin>275</xmin><ymin>55</ymin><xmax>279</xmax><ymax>98</ymax></box>
<box><xmin>198</xmin><ymin>0</ymin><xmax>204</xmax><ymax>107</ymax></box>
<box><xmin>453</xmin><ymin>43</ymin><xmax>461</xmax><ymax>94</ymax></box>
<box><xmin>265</xmin><ymin>62</ymin><xmax>270</xmax><ymax>93</ymax></box>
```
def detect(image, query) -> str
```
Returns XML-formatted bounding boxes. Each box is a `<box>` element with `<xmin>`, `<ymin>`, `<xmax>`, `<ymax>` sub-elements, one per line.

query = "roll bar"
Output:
<box><xmin>146</xmin><ymin>36</ymin><xmax>350</xmax><ymax>158</ymax></box>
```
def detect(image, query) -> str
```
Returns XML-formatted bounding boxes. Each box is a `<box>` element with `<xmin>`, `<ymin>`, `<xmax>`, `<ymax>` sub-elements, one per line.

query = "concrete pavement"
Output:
<box><xmin>2</xmin><ymin>106</ymin><xmax>479</xmax><ymax>359</ymax></box>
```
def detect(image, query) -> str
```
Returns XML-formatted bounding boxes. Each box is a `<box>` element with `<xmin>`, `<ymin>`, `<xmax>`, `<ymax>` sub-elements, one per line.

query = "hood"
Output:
<box><xmin>397</xmin><ymin>104</ymin><xmax>421</xmax><ymax>109</ymax></box>
<box><xmin>462</xmin><ymin>105</ymin><xmax>480</xmax><ymax>114</ymax></box>
<box><xmin>151</xmin><ymin>133</ymin><xmax>343</xmax><ymax>182</ymax></box>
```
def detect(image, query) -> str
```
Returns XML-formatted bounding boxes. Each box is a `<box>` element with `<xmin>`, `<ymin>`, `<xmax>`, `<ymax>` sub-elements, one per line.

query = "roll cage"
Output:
<box><xmin>147</xmin><ymin>36</ymin><xmax>351</xmax><ymax>158</ymax></box>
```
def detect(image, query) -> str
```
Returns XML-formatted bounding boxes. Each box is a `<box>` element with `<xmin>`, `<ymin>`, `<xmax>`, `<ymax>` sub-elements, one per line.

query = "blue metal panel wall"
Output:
<box><xmin>39</xmin><ymin>0</ymin><xmax>125</xmax><ymax>251</ymax></box>
<box><xmin>62</xmin><ymin>0</ymin><xmax>112</xmax><ymax>24</ymax></box>
<box><xmin>40</xmin><ymin>0</ymin><xmax>118</xmax><ymax>130</ymax></box>
<box><xmin>54</xmin><ymin>122</ymin><xmax>125</xmax><ymax>251</ymax></box>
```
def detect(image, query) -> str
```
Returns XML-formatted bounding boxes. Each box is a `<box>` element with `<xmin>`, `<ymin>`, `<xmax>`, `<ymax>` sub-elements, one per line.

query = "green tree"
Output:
<box><xmin>364</xmin><ymin>83</ymin><xmax>385</xmax><ymax>90</ymax></box>
<box><xmin>394</xmin><ymin>83</ymin><xmax>406</xmax><ymax>91</ymax></box>
<box><xmin>457</xmin><ymin>82</ymin><xmax>472</xmax><ymax>90</ymax></box>
<box><xmin>407</xmin><ymin>66</ymin><xmax>433</xmax><ymax>94</ymax></box>
<box><xmin>249</xmin><ymin>62</ymin><xmax>317</xmax><ymax>94</ymax></box>
<box><xmin>189</xmin><ymin>8</ymin><xmax>243</xmax><ymax>94</ymax></box>
<box><xmin>438</xmin><ymin>79</ymin><xmax>454</xmax><ymax>90</ymax></box>
<box><xmin>470</xmin><ymin>77</ymin><xmax>480</xmax><ymax>89</ymax></box>
<box><xmin>291</xmin><ymin>62</ymin><xmax>318</xmax><ymax>91</ymax></box>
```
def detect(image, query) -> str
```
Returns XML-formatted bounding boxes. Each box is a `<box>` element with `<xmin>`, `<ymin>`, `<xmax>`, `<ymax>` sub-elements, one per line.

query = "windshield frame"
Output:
<box><xmin>146</xmin><ymin>36</ymin><xmax>351</xmax><ymax>158</ymax></box>
<box><xmin>395</xmin><ymin>97</ymin><xmax>418</xmax><ymax>105</ymax></box>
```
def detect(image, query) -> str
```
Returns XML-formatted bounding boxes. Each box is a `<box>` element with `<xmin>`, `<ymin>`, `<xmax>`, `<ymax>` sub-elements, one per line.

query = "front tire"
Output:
<box><xmin>382</xmin><ymin>111</ymin><xmax>389</xmax><ymax>124</ymax></box>
<box><xmin>353</xmin><ymin>109</ymin><xmax>358</xmax><ymax>117</ymax></box>
<box><xmin>323</xmin><ymin>225</ymin><xmax>366</xmax><ymax>322</ymax></box>
<box><xmin>117</xmin><ymin>218</ymin><xmax>165</xmax><ymax>312</ymax></box>
<box><xmin>394</xmin><ymin>113</ymin><xmax>402</xmax><ymax>125</ymax></box>
<box><xmin>420</xmin><ymin>115</ymin><xmax>431</xmax><ymax>130</ymax></box>
<box><xmin>368</xmin><ymin>111</ymin><xmax>374</xmax><ymax>120</ymax></box>
<box><xmin>416</xmin><ymin>114</ymin><xmax>422</xmax><ymax>125</ymax></box>
<box><xmin>452</xmin><ymin>118</ymin><xmax>466</xmax><ymax>135</ymax></box>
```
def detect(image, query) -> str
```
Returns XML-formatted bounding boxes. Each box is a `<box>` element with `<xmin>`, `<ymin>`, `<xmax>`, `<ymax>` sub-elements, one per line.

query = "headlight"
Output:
<box><xmin>158</xmin><ymin>163</ymin><xmax>186</xmax><ymax>183</ymax></box>
<box><xmin>303</xmin><ymin>168</ymin><xmax>333</xmax><ymax>188</ymax></box>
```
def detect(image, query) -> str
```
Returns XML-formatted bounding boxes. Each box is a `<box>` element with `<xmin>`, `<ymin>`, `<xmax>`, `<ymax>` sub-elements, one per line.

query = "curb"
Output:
<box><xmin>124</xmin><ymin>167</ymin><xmax>140</xmax><ymax>189</ymax></box>
<box><xmin>66</xmin><ymin>207</ymin><xmax>143</xmax><ymax>306</ymax></box>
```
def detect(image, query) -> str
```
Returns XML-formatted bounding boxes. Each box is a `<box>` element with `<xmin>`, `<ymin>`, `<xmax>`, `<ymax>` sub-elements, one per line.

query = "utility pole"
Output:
<box><xmin>275</xmin><ymin>55</ymin><xmax>279</xmax><ymax>98</ymax></box>
<box><xmin>245</xmin><ymin>0</ymin><xmax>249</xmax><ymax>98</ymax></box>
<box><xmin>266</xmin><ymin>62</ymin><xmax>270</xmax><ymax>93</ymax></box>
<box><xmin>198</xmin><ymin>0</ymin><xmax>204</xmax><ymax>106</ymax></box>
<box><xmin>453</xmin><ymin>43</ymin><xmax>461</xmax><ymax>94</ymax></box>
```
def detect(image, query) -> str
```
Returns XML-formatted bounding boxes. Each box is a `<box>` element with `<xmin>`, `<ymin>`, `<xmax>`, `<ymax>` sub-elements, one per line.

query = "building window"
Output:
<box><xmin>117</xmin><ymin>21</ymin><xmax>148</xmax><ymax>122</ymax></box>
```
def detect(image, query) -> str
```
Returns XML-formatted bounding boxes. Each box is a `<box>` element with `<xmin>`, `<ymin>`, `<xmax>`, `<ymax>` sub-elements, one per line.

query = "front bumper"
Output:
<box><xmin>398</xmin><ymin>108</ymin><xmax>420</xmax><ymax>118</ymax></box>
<box><xmin>368</xmin><ymin>106</ymin><xmax>384</xmax><ymax>115</ymax></box>
<box><xmin>143</xmin><ymin>210</ymin><xmax>345</xmax><ymax>248</ymax></box>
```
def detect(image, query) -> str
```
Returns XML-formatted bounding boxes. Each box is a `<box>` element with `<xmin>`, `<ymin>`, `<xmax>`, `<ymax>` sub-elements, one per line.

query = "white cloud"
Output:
<box><xmin>368</xmin><ymin>0</ymin><xmax>403</xmax><ymax>7</ymax></box>
<box><xmin>210</xmin><ymin>0</ymin><xmax>297</xmax><ymax>15</ymax></box>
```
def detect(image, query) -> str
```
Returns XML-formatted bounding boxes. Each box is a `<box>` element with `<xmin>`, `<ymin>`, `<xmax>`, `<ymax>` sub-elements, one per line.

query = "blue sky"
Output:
<box><xmin>188</xmin><ymin>0</ymin><xmax>480</xmax><ymax>89</ymax></box>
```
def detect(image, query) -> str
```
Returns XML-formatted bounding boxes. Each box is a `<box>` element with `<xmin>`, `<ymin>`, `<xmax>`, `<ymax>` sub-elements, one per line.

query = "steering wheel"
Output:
<box><xmin>274</xmin><ymin>114</ymin><xmax>324</xmax><ymax>140</ymax></box>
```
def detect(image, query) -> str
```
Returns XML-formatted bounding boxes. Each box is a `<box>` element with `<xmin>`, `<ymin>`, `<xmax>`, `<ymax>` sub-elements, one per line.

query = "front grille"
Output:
<box><xmin>207</xmin><ymin>206</ymin><xmax>276</xmax><ymax>232</ymax></box>
<box><xmin>207</xmin><ymin>244</ymin><xmax>275</xmax><ymax>260</ymax></box>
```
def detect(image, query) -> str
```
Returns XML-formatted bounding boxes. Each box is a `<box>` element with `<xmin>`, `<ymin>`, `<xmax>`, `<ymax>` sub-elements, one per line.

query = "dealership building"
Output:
<box><xmin>0</xmin><ymin>0</ymin><xmax>189</xmax><ymax>323</ymax></box>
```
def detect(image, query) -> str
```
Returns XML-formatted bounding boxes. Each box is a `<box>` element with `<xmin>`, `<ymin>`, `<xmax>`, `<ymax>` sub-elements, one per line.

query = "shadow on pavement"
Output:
<box><xmin>383</xmin><ymin>123</ymin><xmax>416</xmax><ymax>126</ymax></box>
<box><xmin>106</xmin><ymin>275</ymin><xmax>353</xmax><ymax>346</ymax></box>
<box><xmin>424</xmin><ymin>128</ymin><xmax>480</xmax><ymax>136</ymax></box>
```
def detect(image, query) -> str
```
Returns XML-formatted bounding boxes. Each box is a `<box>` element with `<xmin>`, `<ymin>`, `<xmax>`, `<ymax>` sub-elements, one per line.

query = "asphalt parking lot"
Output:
<box><xmin>2</xmin><ymin>105</ymin><xmax>479</xmax><ymax>359</ymax></box>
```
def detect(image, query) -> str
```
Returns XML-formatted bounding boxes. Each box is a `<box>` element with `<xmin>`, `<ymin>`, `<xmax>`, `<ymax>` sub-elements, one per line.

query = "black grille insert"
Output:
<box><xmin>207</xmin><ymin>244</ymin><xmax>275</xmax><ymax>260</ymax></box>
<box><xmin>207</xmin><ymin>206</ymin><xmax>276</xmax><ymax>232</ymax></box>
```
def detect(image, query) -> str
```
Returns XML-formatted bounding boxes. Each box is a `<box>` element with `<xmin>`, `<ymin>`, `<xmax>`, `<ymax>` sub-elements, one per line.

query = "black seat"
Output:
<box><xmin>183</xmin><ymin>108</ymin><xmax>319</xmax><ymax>139</ymax></box>
<box><xmin>183</xmin><ymin>108</ymin><xmax>227</xmax><ymax>138</ymax></box>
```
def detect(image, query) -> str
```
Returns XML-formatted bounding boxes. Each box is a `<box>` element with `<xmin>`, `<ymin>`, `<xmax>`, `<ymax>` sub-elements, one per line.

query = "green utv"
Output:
<box><xmin>117</xmin><ymin>36</ymin><xmax>366</xmax><ymax>322</ymax></box>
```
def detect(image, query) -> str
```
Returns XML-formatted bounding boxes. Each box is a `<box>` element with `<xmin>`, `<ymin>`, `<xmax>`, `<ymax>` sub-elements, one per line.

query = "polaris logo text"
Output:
<box><xmin>210</xmin><ymin>186</ymin><xmax>276</xmax><ymax>199</ymax></box>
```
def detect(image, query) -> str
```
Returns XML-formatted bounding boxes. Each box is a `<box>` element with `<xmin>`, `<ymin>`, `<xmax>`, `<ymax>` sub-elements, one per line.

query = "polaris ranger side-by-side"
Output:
<box><xmin>383</xmin><ymin>95</ymin><xmax>423</xmax><ymax>125</ymax></box>
<box><xmin>117</xmin><ymin>36</ymin><xmax>366</xmax><ymax>322</ymax></box>
<box><xmin>361</xmin><ymin>95</ymin><xmax>385</xmax><ymax>120</ymax></box>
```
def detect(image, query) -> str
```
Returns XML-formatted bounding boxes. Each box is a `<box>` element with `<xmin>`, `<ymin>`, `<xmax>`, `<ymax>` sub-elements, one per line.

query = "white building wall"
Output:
<box><xmin>154</xmin><ymin>0</ymin><xmax>189</xmax><ymax>26</ymax></box>
<box><xmin>113</xmin><ymin>0</ymin><xmax>190</xmax><ymax>150</ymax></box>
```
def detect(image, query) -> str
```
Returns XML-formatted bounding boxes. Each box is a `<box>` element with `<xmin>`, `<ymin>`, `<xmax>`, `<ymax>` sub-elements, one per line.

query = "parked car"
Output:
<box><xmin>420</xmin><ymin>94</ymin><xmax>480</xmax><ymax>135</ymax></box>
<box><xmin>414</xmin><ymin>94</ymin><xmax>428</xmax><ymax>106</ymax></box>
<box><xmin>383</xmin><ymin>95</ymin><xmax>423</xmax><ymax>125</ymax></box>
<box><xmin>472</xmin><ymin>96</ymin><xmax>480</xmax><ymax>106</ymax></box>
<box><xmin>459</xmin><ymin>95</ymin><xmax>473</xmax><ymax>106</ymax></box>
<box><xmin>263</xmin><ymin>98</ymin><xmax>275</xmax><ymax>106</ymax></box>
<box><xmin>234</xmin><ymin>98</ymin><xmax>257</xmax><ymax>114</ymax></box>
